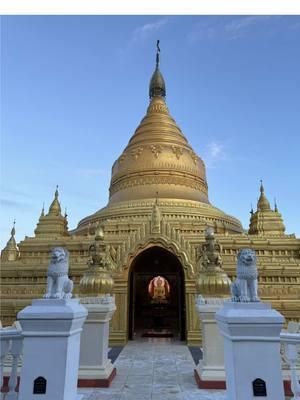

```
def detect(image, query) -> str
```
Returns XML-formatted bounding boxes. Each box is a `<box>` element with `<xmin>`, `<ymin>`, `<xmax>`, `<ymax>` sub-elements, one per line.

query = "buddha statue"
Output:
<box><xmin>149</xmin><ymin>275</ymin><xmax>170</xmax><ymax>304</ymax></box>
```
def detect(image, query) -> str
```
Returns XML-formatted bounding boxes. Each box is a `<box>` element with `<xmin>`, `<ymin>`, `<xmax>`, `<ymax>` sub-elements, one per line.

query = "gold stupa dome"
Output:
<box><xmin>75</xmin><ymin>42</ymin><xmax>243</xmax><ymax>235</ymax></box>
<box><xmin>109</xmin><ymin>42</ymin><xmax>208</xmax><ymax>205</ymax></box>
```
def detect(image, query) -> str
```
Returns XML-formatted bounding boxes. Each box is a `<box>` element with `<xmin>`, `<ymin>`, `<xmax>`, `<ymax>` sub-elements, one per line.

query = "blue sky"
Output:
<box><xmin>1</xmin><ymin>15</ymin><xmax>300</xmax><ymax>249</ymax></box>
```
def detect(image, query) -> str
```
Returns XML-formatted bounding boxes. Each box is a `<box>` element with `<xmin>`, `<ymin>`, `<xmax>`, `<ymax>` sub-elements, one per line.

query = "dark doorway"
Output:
<box><xmin>128</xmin><ymin>246</ymin><xmax>186</xmax><ymax>341</ymax></box>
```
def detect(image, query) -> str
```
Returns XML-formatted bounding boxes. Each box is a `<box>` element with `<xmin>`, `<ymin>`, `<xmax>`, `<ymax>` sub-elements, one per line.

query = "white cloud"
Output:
<box><xmin>188</xmin><ymin>16</ymin><xmax>281</xmax><ymax>42</ymax></box>
<box><xmin>224</xmin><ymin>16</ymin><xmax>272</xmax><ymax>40</ymax></box>
<box><xmin>117</xmin><ymin>18</ymin><xmax>169</xmax><ymax>55</ymax></box>
<box><xmin>131</xmin><ymin>18</ymin><xmax>168</xmax><ymax>44</ymax></box>
<box><xmin>203</xmin><ymin>141</ymin><xmax>227</xmax><ymax>169</ymax></box>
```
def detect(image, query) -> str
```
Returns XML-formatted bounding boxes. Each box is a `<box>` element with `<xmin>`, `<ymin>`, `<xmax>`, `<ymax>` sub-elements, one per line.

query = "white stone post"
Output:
<box><xmin>281</xmin><ymin>330</ymin><xmax>300</xmax><ymax>400</ymax></box>
<box><xmin>216</xmin><ymin>302</ymin><xmax>285</xmax><ymax>400</ymax></box>
<box><xmin>6</xmin><ymin>325</ymin><xmax>23</xmax><ymax>400</ymax></box>
<box><xmin>0</xmin><ymin>321</ymin><xmax>23</xmax><ymax>400</ymax></box>
<box><xmin>79</xmin><ymin>296</ymin><xmax>116</xmax><ymax>386</ymax></box>
<box><xmin>17</xmin><ymin>299</ymin><xmax>87</xmax><ymax>400</ymax></box>
<box><xmin>194</xmin><ymin>296</ymin><xmax>226</xmax><ymax>387</ymax></box>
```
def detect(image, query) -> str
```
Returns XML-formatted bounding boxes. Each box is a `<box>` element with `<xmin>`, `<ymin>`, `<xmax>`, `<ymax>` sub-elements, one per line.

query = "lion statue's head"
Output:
<box><xmin>236</xmin><ymin>248</ymin><xmax>257</xmax><ymax>280</ymax></box>
<box><xmin>48</xmin><ymin>247</ymin><xmax>69</xmax><ymax>276</ymax></box>
<box><xmin>237</xmin><ymin>248</ymin><xmax>256</xmax><ymax>266</ymax></box>
<box><xmin>51</xmin><ymin>247</ymin><xmax>68</xmax><ymax>263</ymax></box>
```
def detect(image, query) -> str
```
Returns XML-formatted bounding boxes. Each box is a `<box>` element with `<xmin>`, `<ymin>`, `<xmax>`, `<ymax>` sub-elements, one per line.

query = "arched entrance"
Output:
<box><xmin>128</xmin><ymin>246</ymin><xmax>186</xmax><ymax>341</ymax></box>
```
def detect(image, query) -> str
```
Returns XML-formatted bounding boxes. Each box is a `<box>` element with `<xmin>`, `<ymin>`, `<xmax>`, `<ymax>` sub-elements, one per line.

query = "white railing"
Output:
<box><xmin>281</xmin><ymin>321</ymin><xmax>300</xmax><ymax>400</ymax></box>
<box><xmin>0</xmin><ymin>321</ymin><xmax>23</xmax><ymax>400</ymax></box>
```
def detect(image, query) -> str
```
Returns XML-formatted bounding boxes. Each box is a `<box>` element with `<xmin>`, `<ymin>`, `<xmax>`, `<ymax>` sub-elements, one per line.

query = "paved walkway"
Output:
<box><xmin>79</xmin><ymin>338</ymin><xmax>227</xmax><ymax>400</ymax></box>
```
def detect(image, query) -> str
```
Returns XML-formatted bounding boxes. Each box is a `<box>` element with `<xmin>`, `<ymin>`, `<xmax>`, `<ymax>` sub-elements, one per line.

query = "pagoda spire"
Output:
<box><xmin>149</xmin><ymin>40</ymin><xmax>166</xmax><ymax>99</ymax></box>
<box><xmin>257</xmin><ymin>180</ymin><xmax>271</xmax><ymax>211</ymax></box>
<box><xmin>34</xmin><ymin>186</ymin><xmax>69</xmax><ymax>237</ymax></box>
<box><xmin>1</xmin><ymin>220</ymin><xmax>19</xmax><ymax>261</ymax></box>
<box><xmin>48</xmin><ymin>185</ymin><xmax>62</xmax><ymax>216</ymax></box>
<box><xmin>249</xmin><ymin>181</ymin><xmax>285</xmax><ymax>236</ymax></box>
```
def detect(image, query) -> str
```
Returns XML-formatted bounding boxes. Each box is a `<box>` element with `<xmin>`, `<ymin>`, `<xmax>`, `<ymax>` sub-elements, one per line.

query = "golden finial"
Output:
<box><xmin>1</xmin><ymin>220</ymin><xmax>19</xmax><ymax>261</ymax></box>
<box><xmin>274</xmin><ymin>198</ymin><xmax>278</xmax><ymax>212</ymax></box>
<box><xmin>149</xmin><ymin>40</ymin><xmax>166</xmax><ymax>99</ymax></box>
<box><xmin>156</xmin><ymin>39</ymin><xmax>160</xmax><ymax>68</ymax></box>
<box><xmin>257</xmin><ymin>179</ymin><xmax>271</xmax><ymax>211</ymax></box>
<box><xmin>48</xmin><ymin>185</ymin><xmax>62</xmax><ymax>216</ymax></box>
<box><xmin>260</xmin><ymin>179</ymin><xmax>264</xmax><ymax>193</ymax></box>
<box><xmin>11</xmin><ymin>220</ymin><xmax>16</xmax><ymax>237</ymax></box>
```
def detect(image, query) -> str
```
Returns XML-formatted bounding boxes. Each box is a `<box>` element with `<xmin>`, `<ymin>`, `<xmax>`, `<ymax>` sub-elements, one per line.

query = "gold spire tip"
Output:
<box><xmin>11</xmin><ymin>220</ymin><xmax>16</xmax><ymax>236</ymax></box>
<box><xmin>156</xmin><ymin>39</ymin><xmax>160</xmax><ymax>68</ymax></box>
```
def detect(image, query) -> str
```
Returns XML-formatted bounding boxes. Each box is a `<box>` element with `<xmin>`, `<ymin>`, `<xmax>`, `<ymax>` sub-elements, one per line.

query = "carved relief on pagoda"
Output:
<box><xmin>113</xmin><ymin>145</ymin><xmax>205</xmax><ymax>175</ymax></box>
<box><xmin>109</xmin><ymin>174</ymin><xmax>208</xmax><ymax>196</ymax></box>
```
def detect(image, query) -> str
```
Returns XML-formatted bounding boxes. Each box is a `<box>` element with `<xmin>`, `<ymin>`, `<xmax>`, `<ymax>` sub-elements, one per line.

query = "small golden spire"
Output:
<box><xmin>149</xmin><ymin>40</ymin><xmax>166</xmax><ymax>99</ymax></box>
<box><xmin>11</xmin><ymin>219</ymin><xmax>16</xmax><ymax>237</ymax></box>
<box><xmin>48</xmin><ymin>185</ymin><xmax>62</xmax><ymax>216</ymax></box>
<box><xmin>1</xmin><ymin>220</ymin><xmax>19</xmax><ymax>261</ymax></box>
<box><xmin>257</xmin><ymin>180</ymin><xmax>271</xmax><ymax>211</ymax></box>
<box><xmin>274</xmin><ymin>198</ymin><xmax>278</xmax><ymax>212</ymax></box>
<box><xmin>250</xmin><ymin>203</ymin><xmax>254</xmax><ymax>216</ymax></box>
<box><xmin>64</xmin><ymin>207</ymin><xmax>68</xmax><ymax>219</ymax></box>
<box><xmin>156</xmin><ymin>39</ymin><xmax>160</xmax><ymax>68</ymax></box>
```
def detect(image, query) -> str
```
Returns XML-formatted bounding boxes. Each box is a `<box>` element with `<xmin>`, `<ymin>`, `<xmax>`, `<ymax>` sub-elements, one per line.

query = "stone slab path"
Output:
<box><xmin>79</xmin><ymin>338</ymin><xmax>227</xmax><ymax>400</ymax></box>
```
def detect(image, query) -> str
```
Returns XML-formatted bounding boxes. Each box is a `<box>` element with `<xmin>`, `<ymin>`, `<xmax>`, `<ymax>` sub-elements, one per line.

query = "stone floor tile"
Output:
<box><xmin>120</xmin><ymin>393</ymin><xmax>151</xmax><ymax>400</ymax></box>
<box><xmin>152</xmin><ymin>383</ymin><xmax>182</xmax><ymax>395</ymax></box>
<box><xmin>84</xmin><ymin>392</ymin><xmax>121</xmax><ymax>400</ymax></box>
<box><xmin>78</xmin><ymin>339</ymin><xmax>228</xmax><ymax>400</ymax></box>
<box><xmin>122</xmin><ymin>382</ymin><xmax>153</xmax><ymax>394</ymax></box>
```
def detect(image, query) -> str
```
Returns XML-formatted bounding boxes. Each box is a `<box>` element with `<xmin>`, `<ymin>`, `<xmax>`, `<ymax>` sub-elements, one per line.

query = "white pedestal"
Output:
<box><xmin>195</xmin><ymin>297</ymin><xmax>226</xmax><ymax>384</ymax></box>
<box><xmin>216</xmin><ymin>302</ymin><xmax>285</xmax><ymax>400</ymax></box>
<box><xmin>17</xmin><ymin>299</ymin><xmax>87</xmax><ymax>400</ymax></box>
<box><xmin>79</xmin><ymin>296</ymin><xmax>116</xmax><ymax>385</ymax></box>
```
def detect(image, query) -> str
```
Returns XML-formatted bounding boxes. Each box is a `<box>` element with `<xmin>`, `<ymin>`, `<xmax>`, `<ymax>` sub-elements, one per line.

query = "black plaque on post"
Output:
<box><xmin>252</xmin><ymin>378</ymin><xmax>267</xmax><ymax>396</ymax></box>
<box><xmin>33</xmin><ymin>376</ymin><xmax>47</xmax><ymax>394</ymax></box>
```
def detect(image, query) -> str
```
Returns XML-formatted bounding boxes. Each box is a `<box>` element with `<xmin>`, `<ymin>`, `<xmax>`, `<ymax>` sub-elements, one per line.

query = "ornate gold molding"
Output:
<box><xmin>110</xmin><ymin>173</ymin><xmax>208</xmax><ymax>196</ymax></box>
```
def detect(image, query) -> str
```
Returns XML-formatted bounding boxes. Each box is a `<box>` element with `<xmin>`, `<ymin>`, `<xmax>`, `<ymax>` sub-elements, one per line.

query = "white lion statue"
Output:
<box><xmin>231</xmin><ymin>248</ymin><xmax>260</xmax><ymax>302</ymax></box>
<box><xmin>44</xmin><ymin>247</ymin><xmax>73</xmax><ymax>299</ymax></box>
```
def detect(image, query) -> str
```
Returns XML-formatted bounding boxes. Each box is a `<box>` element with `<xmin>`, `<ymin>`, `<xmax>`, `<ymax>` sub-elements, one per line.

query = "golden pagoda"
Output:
<box><xmin>1</xmin><ymin>43</ymin><xmax>299</xmax><ymax>345</ymax></box>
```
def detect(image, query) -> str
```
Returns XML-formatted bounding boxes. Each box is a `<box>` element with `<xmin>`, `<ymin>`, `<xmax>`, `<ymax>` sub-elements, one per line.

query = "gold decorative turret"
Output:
<box><xmin>1</xmin><ymin>221</ymin><xmax>19</xmax><ymax>262</ymax></box>
<box><xmin>195</xmin><ymin>227</ymin><xmax>232</xmax><ymax>297</ymax></box>
<box><xmin>80</xmin><ymin>225</ymin><xmax>114</xmax><ymax>296</ymax></box>
<box><xmin>34</xmin><ymin>186</ymin><xmax>69</xmax><ymax>237</ymax></box>
<box><xmin>249</xmin><ymin>181</ymin><xmax>285</xmax><ymax>235</ymax></box>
